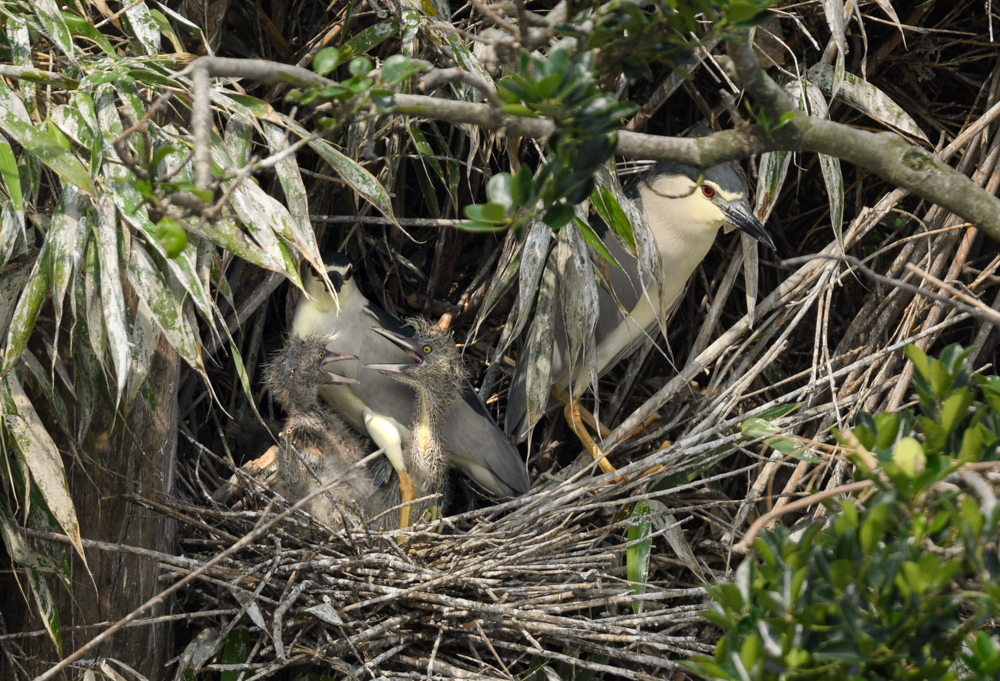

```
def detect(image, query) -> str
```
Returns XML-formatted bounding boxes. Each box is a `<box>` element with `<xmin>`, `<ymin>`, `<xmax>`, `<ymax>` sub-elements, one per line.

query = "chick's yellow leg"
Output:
<box><xmin>397</xmin><ymin>469</ymin><xmax>414</xmax><ymax>531</ymax></box>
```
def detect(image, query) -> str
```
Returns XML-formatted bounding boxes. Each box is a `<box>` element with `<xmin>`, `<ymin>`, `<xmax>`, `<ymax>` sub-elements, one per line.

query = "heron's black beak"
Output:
<box><xmin>723</xmin><ymin>201</ymin><xmax>776</xmax><ymax>251</ymax></box>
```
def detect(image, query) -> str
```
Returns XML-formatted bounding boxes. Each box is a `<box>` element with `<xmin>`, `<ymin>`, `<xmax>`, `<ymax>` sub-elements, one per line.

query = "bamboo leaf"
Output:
<box><xmin>0</xmin><ymin>131</ymin><xmax>24</xmax><ymax>226</ymax></box>
<box><xmin>48</xmin><ymin>185</ymin><xmax>89</xmax><ymax>349</ymax></box>
<box><xmin>61</xmin><ymin>12</ymin><xmax>116</xmax><ymax>56</ymax></box>
<box><xmin>127</xmin><ymin>296</ymin><xmax>161</xmax><ymax>407</ymax></box>
<box><xmin>303</xmin><ymin>132</ymin><xmax>396</xmax><ymax>222</ymax></box>
<box><xmin>94</xmin><ymin>197</ymin><xmax>130</xmax><ymax>403</ymax></box>
<box><xmin>0</xmin><ymin>86</ymin><xmax>93</xmax><ymax>194</ymax></box>
<box><xmin>806</xmin><ymin>63</ymin><xmax>928</xmax><ymax>142</ymax></box>
<box><xmin>227</xmin><ymin>178</ymin><xmax>305</xmax><ymax>285</ymax></box>
<box><xmin>123</xmin><ymin>1</ymin><xmax>163</xmax><ymax>56</ymax></box>
<box><xmin>126</xmin><ymin>241</ymin><xmax>204</xmax><ymax>377</ymax></box>
<box><xmin>261</xmin><ymin>121</ymin><xmax>326</xmax><ymax>276</ymax></box>
<box><xmin>4</xmin><ymin>376</ymin><xmax>88</xmax><ymax>572</ymax></box>
<box><xmin>1</xmin><ymin>247</ymin><xmax>50</xmax><ymax>378</ymax></box>
<box><xmin>627</xmin><ymin>500</ymin><xmax>652</xmax><ymax>615</ymax></box>
<box><xmin>0</xmin><ymin>254</ymin><xmax>32</xmax><ymax>340</ymax></box>
<box><xmin>31</xmin><ymin>0</ymin><xmax>79</xmax><ymax>65</ymax></box>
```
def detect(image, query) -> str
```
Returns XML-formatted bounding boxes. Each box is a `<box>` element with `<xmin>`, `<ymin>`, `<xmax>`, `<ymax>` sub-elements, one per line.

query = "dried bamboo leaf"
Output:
<box><xmin>821</xmin><ymin>0</ymin><xmax>846</xmax><ymax>100</ymax></box>
<box><xmin>557</xmin><ymin>217</ymin><xmax>599</xmax><ymax>402</ymax></box>
<box><xmin>3</xmin><ymin>375</ymin><xmax>88</xmax><ymax>572</ymax></box>
<box><xmin>806</xmin><ymin>63</ymin><xmax>928</xmax><ymax>142</ymax></box>
<box><xmin>525</xmin><ymin>253</ymin><xmax>559</xmax><ymax>432</ymax></box>
<box><xmin>94</xmin><ymin>196</ymin><xmax>130</xmax><ymax>403</ymax></box>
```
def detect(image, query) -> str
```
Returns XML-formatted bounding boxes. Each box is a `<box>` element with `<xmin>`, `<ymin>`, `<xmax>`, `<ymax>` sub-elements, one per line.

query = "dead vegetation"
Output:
<box><xmin>3</xmin><ymin>0</ymin><xmax>1000</xmax><ymax>678</ymax></box>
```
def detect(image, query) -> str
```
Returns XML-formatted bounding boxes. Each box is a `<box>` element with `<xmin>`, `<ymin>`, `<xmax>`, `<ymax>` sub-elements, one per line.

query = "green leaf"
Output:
<box><xmin>543</xmin><ymin>203</ymin><xmax>576</xmax><ymax>229</ymax></box>
<box><xmin>312</xmin><ymin>47</ymin><xmax>340</xmax><ymax>75</ymax></box>
<box><xmin>0</xmin><ymin>87</ymin><xmax>94</xmax><ymax>194</ymax></box>
<box><xmin>487</xmin><ymin>173</ymin><xmax>514</xmax><ymax>210</ymax></box>
<box><xmin>726</xmin><ymin>1</ymin><xmax>771</xmax><ymax>24</ymax></box>
<box><xmin>498</xmin><ymin>104</ymin><xmax>538</xmax><ymax>117</ymax></box>
<box><xmin>939</xmin><ymin>388</ymin><xmax>973</xmax><ymax>436</ymax></box>
<box><xmin>156</xmin><ymin>217</ymin><xmax>188</xmax><ymax>258</ymax></box>
<box><xmin>904</xmin><ymin>343</ymin><xmax>930</xmax><ymax>380</ymax></box>
<box><xmin>892</xmin><ymin>437</ymin><xmax>926</xmax><ymax>477</ymax></box>
<box><xmin>962</xmin><ymin>495</ymin><xmax>984</xmax><ymax>537</ymax></box>
<box><xmin>464</xmin><ymin>202</ymin><xmax>507</xmax><ymax>224</ymax></box>
<box><xmin>453</xmin><ymin>220</ymin><xmax>503</xmax><ymax>233</ymax></box>
<box><xmin>627</xmin><ymin>500</ymin><xmax>652</xmax><ymax>615</ymax></box>
<box><xmin>382</xmin><ymin>54</ymin><xmax>423</xmax><ymax>85</ymax></box>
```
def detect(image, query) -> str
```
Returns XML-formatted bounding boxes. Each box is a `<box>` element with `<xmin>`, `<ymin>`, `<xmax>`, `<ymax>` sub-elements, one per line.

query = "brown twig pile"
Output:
<box><xmin>157</xmin><ymin>452</ymin><xmax>728</xmax><ymax>679</ymax></box>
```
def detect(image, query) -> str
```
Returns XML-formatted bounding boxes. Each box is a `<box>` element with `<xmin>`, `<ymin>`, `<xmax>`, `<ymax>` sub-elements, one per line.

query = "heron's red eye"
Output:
<box><xmin>345</xmin><ymin>265</ymin><xmax>353</xmax><ymax>281</ymax></box>
<box><xmin>309</xmin><ymin>265</ymin><xmax>320</xmax><ymax>277</ymax></box>
<box><xmin>701</xmin><ymin>185</ymin><xmax>715</xmax><ymax>197</ymax></box>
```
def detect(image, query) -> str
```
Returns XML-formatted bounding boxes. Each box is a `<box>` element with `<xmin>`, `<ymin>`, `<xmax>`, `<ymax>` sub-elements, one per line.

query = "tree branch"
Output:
<box><xmin>180</xmin><ymin>56</ymin><xmax>1000</xmax><ymax>241</ymax></box>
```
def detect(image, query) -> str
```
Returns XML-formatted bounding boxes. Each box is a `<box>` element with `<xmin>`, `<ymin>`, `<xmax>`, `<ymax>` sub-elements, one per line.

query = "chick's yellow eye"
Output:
<box><xmin>422</xmin><ymin>345</ymin><xmax>432</xmax><ymax>354</ymax></box>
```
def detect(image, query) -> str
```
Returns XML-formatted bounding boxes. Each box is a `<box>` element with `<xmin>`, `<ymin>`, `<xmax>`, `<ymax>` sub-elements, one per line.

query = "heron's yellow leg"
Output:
<box><xmin>551</xmin><ymin>387</ymin><xmax>611</xmax><ymax>438</ymax></box>
<box><xmin>562</xmin><ymin>397</ymin><xmax>617</xmax><ymax>474</ymax></box>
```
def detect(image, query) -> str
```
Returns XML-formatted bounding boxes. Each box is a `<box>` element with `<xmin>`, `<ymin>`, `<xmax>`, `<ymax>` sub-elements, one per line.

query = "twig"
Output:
<box><xmin>779</xmin><ymin>253</ymin><xmax>1000</xmax><ymax>326</ymax></box>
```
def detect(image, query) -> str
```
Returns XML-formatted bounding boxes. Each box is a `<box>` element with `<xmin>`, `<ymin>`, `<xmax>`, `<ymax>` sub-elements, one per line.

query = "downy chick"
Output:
<box><xmin>265</xmin><ymin>336</ymin><xmax>372</xmax><ymax>527</ymax></box>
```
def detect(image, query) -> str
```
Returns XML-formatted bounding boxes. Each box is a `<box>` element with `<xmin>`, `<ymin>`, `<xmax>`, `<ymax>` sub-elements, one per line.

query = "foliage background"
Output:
<box><xmin>0</xmin><ymin>0</ymin><xmax>998</xmax><ymax>678</ymax></box>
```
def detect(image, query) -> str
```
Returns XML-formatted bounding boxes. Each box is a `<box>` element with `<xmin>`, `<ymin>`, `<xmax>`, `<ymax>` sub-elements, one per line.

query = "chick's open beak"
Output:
<box><xmin>321</xmin><ymin>351</ymin><xmax>360</xmax><ymax>384</ymax></box>
<box><xmin>363</xmin><ymin>327</ymin><xmax>422</xmax><ymax>374</ymax></box>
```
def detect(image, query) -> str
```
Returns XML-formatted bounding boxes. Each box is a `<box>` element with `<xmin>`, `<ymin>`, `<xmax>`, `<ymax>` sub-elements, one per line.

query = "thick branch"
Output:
<box><xmin>182</xmin><ymin>57</ymin><xmax>1000</xmax><ymax>241</ymax></box>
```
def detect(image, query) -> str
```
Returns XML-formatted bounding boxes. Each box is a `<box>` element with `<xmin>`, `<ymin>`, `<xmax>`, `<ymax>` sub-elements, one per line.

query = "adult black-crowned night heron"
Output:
<box><xmin>365</xmin><ymin>320</ymin><xmax>466</xmax><ymax>526</ymax></box>
<box><xmin>292</xmin><ymin>253</ymin><xmax>531</xmax><ymax>522</ymax></box>
<box><xmin>505</xmin><ymin>162</ymin><xmax>776</xmax><ymax>472</ymax></box>
<box><xmin>264</xmin><ymin>336</ymin><xmax>372</xmax><ymax>526</ymax></box>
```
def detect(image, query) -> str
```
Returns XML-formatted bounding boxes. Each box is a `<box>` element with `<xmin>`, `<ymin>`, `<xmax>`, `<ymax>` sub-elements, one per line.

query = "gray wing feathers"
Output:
<box><xmin>443</xmin><ymin>386</ymin><xmax>530</xmax><ymax>495</ymax></box>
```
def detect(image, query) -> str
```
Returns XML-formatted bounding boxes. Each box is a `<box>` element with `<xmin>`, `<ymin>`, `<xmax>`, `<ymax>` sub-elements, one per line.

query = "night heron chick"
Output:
<box><xmin>364</xmin><ymin>320</ymin><xmax>466</xmax><ymax>524</ymax></box>
<box><xmin>506</xmin><ymin>162</ymin><xmax>776</xmax><ymax>472</ymax></box>
<box><xmin>264</xmin><ymin>336</ymin><xmax>372</xmax><ymax>527</ymax></box>
<box><xmin>292</xmin><ymin>253</ymin><xmax>530</xmax><ymax>525</ymax></box>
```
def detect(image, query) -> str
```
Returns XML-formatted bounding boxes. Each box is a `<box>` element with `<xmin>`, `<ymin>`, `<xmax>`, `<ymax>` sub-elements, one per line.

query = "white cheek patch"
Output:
<box><xmin>723</xmin><ymin>223</ymin><xmax>737</xmax><ymax>233</ymax></box>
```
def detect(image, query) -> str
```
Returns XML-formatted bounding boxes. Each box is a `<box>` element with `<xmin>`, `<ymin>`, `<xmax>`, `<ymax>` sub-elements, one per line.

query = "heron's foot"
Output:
<box><xmin>563</xmin><ymin>399</ymin><xmax>616</xmax><ymax>475</ymax></box>
<box><xmin>551</xmin><ymin>387</ymin><xmax>611</xmax><ymax>438</ymax></box>
<box><xmin>397</xmin><ymin>470</ymin><xmax>415</xmax><ymax>539</ymax></box>
<box><xmin>626</xmin><ymin>414</ymin><xmax>661</xmax><ymax>439</ymax></box>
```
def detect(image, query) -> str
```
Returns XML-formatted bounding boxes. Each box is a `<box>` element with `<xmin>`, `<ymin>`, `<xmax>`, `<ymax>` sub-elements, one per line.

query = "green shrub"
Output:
<box><xmin>685</xmin><ymin>343</ymin><xmax>1000</xmax><ymax>681</ymax></box>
